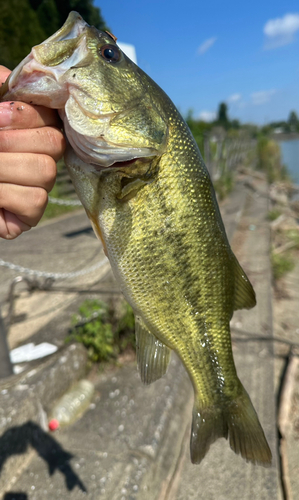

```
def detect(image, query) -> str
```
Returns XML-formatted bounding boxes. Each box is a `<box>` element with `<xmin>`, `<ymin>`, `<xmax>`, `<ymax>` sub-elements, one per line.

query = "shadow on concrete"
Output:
<box><xmin>0</xmin><ymin>422</ymin><xmax>86</xmax><ymax>492</ymax></box>
<box><xmin>4</xmin><ymin>494</ymin><xmax>28</xmax><ymax>499</ymax></box>
<box><xmin>64</xmin><ymin>227</ymin><xmax>94</xmax><ymax>238</ymax></box>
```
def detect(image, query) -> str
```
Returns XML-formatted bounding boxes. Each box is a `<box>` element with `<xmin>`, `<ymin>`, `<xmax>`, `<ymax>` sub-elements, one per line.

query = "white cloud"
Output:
<box><xmin>251</xmin><ymin>89</ymin><xmax>276</xmax><ymax>105</ymax></box>
<box><xmin>228</xmin><ymin>93</ymin><xmax>242</xmax><ymax>103</ymax></box>
<box><xmin>264</xmin><ymin>13</ymin><xmax>299</xmax><ymax>48</ymax></box>
<box><xmin>197</xmin><ymin>37</ymin><xmax>217</xmax><ymax>55</ymax></box>
<box><xmin>198</xmin><ymin>111</ymin><xmax>216</xmax><ymax>122</ymax></box>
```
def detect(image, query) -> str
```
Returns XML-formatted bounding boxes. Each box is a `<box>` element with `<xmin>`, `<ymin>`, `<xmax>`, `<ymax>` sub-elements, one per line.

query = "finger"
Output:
<box><xmin>0</xmin><ymin>66</ymin><xmax>11</xmax><ymax>85</ymax></box>
<box><xmin>0</xmin><ymin>126</ymin><xmax>66</xmax><ymax>162</ymax></box>
<box><xmin>0</xmin><ymin>66</ymin><xmax>62</xmax><ymax>130</ymax></box>
<box><xmin>0</xmin><ymin>182</ymin><xmax>48</xmax><ymax>227</ymax></box>
<box><xmin>0</xmin><ymin>208</ymin><xmax>31</xmax><ymax>240</ymax></box>
<box><xmin>0</xmin><ymin>100</ymin><xmax>62</xmax><ymax>130</ymax></box>
<box><xmin>0</xmin><ymin>153</ymin><xmax>57</xmax><ymax>192</ymax></box>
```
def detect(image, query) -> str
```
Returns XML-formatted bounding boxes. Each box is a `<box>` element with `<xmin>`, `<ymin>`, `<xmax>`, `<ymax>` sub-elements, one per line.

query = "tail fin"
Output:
<box><xmin>190</xmin><ymin>385</ymin><xmax>272</xmax><ymax>466</ymax></box>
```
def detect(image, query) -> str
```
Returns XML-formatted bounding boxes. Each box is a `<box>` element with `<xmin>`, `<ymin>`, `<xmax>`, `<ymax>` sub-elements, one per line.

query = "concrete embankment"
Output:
<box><xmin>0</xmin><ymin>173</ymin><xmax>282</xmax><ymax>499</ymax></box>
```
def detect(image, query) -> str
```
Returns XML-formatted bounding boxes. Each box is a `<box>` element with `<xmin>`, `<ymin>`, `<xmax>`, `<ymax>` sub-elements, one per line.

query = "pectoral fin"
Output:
<box><xmin>135</xmin><ymin>316</ymin><xmax>171</xmax><ymax>385</ymax></box>
<box><xmin>117</xmin><ymin>178</ymin><xmax>149</xmax><ymax>202</ymax></box>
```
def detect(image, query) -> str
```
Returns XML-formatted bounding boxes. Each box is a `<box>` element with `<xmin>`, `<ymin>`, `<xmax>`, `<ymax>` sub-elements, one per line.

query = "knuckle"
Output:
<box><xmin>0</xmin><ymin>130</ymin><xmax>11</xmax><ymax>151</ymax></box>
<box><xmin>32</xmin><ymin>187</ymin><xmax>48</xmax><ymax>213</ymax></box>
<box><xmin>45</xmin><ymin>127</ymin><xmax>66</xmax><ymax>159</ymax></box>
<box><xmin>38</xmin><ymin>155</ymin><xmax>57</xmax><ymax>190</ymax></box>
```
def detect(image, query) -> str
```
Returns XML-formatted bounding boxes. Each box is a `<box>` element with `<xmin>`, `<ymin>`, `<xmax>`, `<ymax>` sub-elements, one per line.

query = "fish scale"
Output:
<box><xmin>0</xmin><ymin>11</ymin><xmax>271</xmax><ymax>466</ymax></box>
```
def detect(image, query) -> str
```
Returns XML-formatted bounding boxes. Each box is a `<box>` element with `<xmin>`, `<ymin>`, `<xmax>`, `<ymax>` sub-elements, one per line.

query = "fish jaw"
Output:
<box><xmin>59</xmin><ymin>105</ymin><xmax>163</xmax><ymax>168</ymax></box>
<box><xmin>0</xmin><ymin>11</ymin><xmax>167</xmax><ymax>168</ymax></box>
<box><xmin>0</xmin><ymin>12</ymin><xmax>88</xmax><ymax>107</ymax></box>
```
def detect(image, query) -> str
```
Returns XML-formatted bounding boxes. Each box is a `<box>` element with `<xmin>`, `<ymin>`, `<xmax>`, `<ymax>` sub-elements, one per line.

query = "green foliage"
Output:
<box><xmin>267</xmin><ymin>209</ymin><xmax>281</xmax><ymax>221</ymax></box>
<box><xmin>185</xmin><ymin>110</ymin><xmax>212</xmax><ymax>157</ymax></box>
<box><xmin>0</xmin><ymin>0</ymin><xmax>46</xmax><ymax>69</ymax></box>
<box><xmin>29</xmin><ymin>0</ymin><xmax>108</xmax><ymax>33</ymax></box>
<box><xmin>34</xmin><ymin>0</ymin><xmax>60</xmax><ymax>38</ymax></box>
<box><xmin>68</xmin><ymin>299</ymin><xmax>135</xmax><ymax>363</ymax></box>
<box><xmin>42</xmin><ymin>189</ymin><xmax>78</xmax><ymax>221</ymax></box>
<box><xmin>217</xmin><ymin>102</ymin><xmax>229</xmax><ymax>128</ymax></box>
<box><xmin>288</xmin><ymin>111</ymin><xmax>299</xmax><ymax>132</ymax></box>
<box><xmin>286</xmin><ymin>229</ymin><xmax>299</xmax><ymax>249</ymax></box>
<box><xmin>70</xmin><ymin>300</ymin><xmax>114</xmax><ymax>362</ymax></box>
<box><xmin>214</xmin><ymin>171</ymin><xmax>234</xmax><ymax>200</ymax></box>
<box><xmin>0</xmin><ymin>0</ymin><xmax>107</xmax><ymax>69</ymax></box>
<box><xmin>271</xmin><ymin>253</ymin><xmax>295</xmax><ymax>281</ymax></box>
<box><xmin>256</xmin><ymin>137</ymin><xmax>289</xmax><ymax>183</ymax></box>
<box><xmin>260</xmin><ymin>110</ymin><xmax>299</xmax><ymax>134</ymax></box>
<box><xmin>41</xmin><ymin>161</ymin><xmax>79</xmax><ymax>221</ymax></box>
<box><xmin>115</xmin><ymin>301</ymin><xmax>136</xmax><ymax>352</ymax></box>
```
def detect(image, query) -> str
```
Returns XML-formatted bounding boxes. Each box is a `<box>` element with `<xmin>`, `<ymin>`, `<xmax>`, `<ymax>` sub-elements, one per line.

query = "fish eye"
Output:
<box><xmin>100</xmin><ymin>44</ymin><xmax>121</xmax><ymax>63</ymax></box>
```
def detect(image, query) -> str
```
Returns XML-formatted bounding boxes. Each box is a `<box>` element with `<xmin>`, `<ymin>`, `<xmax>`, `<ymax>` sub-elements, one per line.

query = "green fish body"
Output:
<box><xmin>1</xmin><ymin>12</ymin><xmax>271</xmax><ymax>465</ymax></box>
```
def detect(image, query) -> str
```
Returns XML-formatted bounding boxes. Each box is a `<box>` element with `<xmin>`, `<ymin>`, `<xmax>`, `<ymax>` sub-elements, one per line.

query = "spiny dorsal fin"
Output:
<box><xmin>233</xmin><ymin>257</ymin><xmax>256</xmax><ymax>311</ymax></box>
<box><xmin>135</xmin><ymin>316</ymin><xmax>171</xmax><ymax>385</ymax></box>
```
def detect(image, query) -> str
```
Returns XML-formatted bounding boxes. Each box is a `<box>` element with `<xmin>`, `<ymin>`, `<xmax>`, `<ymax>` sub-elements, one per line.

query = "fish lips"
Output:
<box><xmin>0</xmin><ymin>12</ymin><xmax>89</xmax><ymax>106</ymax></box>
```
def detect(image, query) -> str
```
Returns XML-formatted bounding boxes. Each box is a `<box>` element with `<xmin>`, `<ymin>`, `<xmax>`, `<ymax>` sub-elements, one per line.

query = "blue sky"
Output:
<box><xmin>96</xmin><ymin>1</ymin><xmax>299</xmax><ymax>125</ymax></box>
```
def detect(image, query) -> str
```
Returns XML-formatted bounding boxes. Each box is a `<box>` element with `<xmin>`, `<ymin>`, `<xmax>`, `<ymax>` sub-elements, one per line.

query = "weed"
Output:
<box><xmin>286</xmin><ymin>229</ymin><xmax>299</xmax><ymax>248</ymax></box>
<box><xmin>42</xmin><ymin>160</ymin><xmax>81</xmax><ymax>221</ymax></box>
<box><xmin>68</xmin><ymin>299</ymin><xmax>135</xmax><ymax>363</ymax></box>
<box><xmin>271</xmin><ymin>252</ymin><xmax>295</xmax><ymax>281</ymax></box>
<box><xmin>257</xmin><ymin>137</ymin><xmax>290</xmax><ymax>183</ymax></box>
<box><xmin>267</xmin><ymin>209</ymin><xmax>281</xmax><ymax>221</ymax></box>
<box><xmin>214</xmin><ymin>171</ymin><xmax>234</xmax><ymax>200</ymax></box>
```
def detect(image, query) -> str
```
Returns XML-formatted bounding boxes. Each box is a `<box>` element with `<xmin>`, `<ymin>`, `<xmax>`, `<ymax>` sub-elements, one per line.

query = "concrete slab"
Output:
<box><xmin>0</xmin><ymin>210</ymin><xmax>110</xmax><ymax>348</ymax></box>
<box><xmin>0</xmin><ymin>343</ymin><xmax>88</xmax><ymax>495</ymax></box>
<box><xmin>0</xmin><ymin>175</ymin><xmax>281</xmax><ymax>499</ymax></box>
<box><xmin>172</xmin><ymin>178</ymin><xmax>281</xmax><ymax>499</ymax></box>
<box><xmin>275</xmin><ymin>261</ymin><xmax>299</xmax><ymax>500</ymax></box>
<box><xmin>3</xmin><ymin>356</ymin><xmax>192</xmax><ymax>500</ymax></box>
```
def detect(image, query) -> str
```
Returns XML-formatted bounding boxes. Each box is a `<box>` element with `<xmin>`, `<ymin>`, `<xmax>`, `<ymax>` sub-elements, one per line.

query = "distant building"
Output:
<box><xmin>117</xmin><ymin>42</ymin><xmax>137</xmax><ymax>64</ymax></box>
<box><xmin>274</xmin><ymin>127</ymin><xmax>284</xmax><ymax>134</ymax></box>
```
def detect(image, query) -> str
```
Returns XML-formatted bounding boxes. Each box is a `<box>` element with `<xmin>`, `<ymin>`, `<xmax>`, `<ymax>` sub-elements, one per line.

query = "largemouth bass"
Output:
<box><xmin>1</xmin><ymin>12</ymin><xmax>271</xmax><ymax>465</ymax></box>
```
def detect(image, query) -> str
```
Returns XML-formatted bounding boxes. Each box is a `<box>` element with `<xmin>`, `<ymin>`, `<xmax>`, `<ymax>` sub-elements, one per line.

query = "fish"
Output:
<box><xmin>0</xmin><ymin>12</ymin><xmax>271</xmax><ymax>465</ymax></box>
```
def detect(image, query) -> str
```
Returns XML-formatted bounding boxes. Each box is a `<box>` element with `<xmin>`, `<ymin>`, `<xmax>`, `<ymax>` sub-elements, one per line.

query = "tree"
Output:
<box><xmin>217</xmin><ymin>102</ymin><xmax>229</xmax><ymax>128</ymax></box>
<box><xmin>288</xmin><ymin>111</ymin><xmax>299</xmax><ymax>132</ymax></box>
<box><xmin>29</xmin><ymin>0</ymin><xmax>108</xmax><ymax>33</ymax></box>
<box><xmin>0</xmin><ymin>0</ymin><xmax>46</xmax><ymax>69</ymax></box>
<box><xmin>0</xmin><ymin>0</ymin><xmax>107</xmax><ymax>69</ymax></box>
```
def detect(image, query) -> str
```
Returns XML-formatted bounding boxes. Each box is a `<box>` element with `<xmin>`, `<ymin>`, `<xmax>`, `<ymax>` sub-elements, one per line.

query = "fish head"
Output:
<box><xmin>1</xmin><ymin>12</ymin><xmax>168</xmax><ymax>168</ymax></box>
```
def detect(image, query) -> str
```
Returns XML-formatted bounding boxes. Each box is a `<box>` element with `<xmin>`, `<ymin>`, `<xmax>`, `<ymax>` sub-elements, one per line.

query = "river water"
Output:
<box><xmin>279</xmin><ymin>139</ymin><xmax>299</xmax><ymax>185</ymax></box>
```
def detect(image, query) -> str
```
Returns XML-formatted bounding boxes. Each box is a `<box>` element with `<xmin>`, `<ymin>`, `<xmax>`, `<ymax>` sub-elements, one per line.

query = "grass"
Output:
<box><xmin>271</xmin><ymin>252</ymin><xmax>295</xmax><ymax>281</ymax></box>
<box><xmin>257</xmin><ymin>137</ymin><xmax>290</xmax><ymax>183</ymax></box>
<box><xmin>267</xmin><ymin>209</ymin><xmax>282</xmax><ymax>221</ymax></box>
<box><xmin>42</xmin><ymin>194</ymin><xmax>79</xmax><ymax>221</ymax></box>
<box><xmin>214</xmin><ymin>171</ymin><xmax>235</xmax><ymax>200</ymax></box>
<box><xmin>67</xmin><ymin>299</ymin><xmax>135</xmax><ymax>364</ymax></box>
<box><xmin>286</xmin><ymin>229</ymin><xmax>299</xmax><ymax>249</ymax></box>
<box><xmin>42</xmin><ymin>160</ymin><xmax>81</xmax><ymax>221</ymax></box>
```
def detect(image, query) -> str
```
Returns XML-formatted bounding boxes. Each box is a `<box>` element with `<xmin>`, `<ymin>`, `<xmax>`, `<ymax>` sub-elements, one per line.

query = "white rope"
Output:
<box><xmin>0</xmin><ymin>257</ymin><xmax>109</xmax><ymax>279</ymax></box>
<box><xmin>48</xmin><ymin>196</ymin><xmax>82</xmax><ymax>206</ymax></box>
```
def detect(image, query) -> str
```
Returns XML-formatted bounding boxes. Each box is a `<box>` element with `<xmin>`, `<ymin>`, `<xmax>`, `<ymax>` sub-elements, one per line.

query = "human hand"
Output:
<box><xmin>0</xmin><ymin>65</ymin><xmax>66</xmax><ymax>239</ymax></box>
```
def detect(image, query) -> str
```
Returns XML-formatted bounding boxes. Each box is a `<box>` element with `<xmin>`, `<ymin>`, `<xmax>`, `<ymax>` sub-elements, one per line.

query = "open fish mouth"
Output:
<box><xmin>0</xmin><ymin>12</ymin><xmax>89</xmax><ymax>108</ymax></box>
<box><xmin>0</xmin><ymin>12</ymin><xmax>163</xmax><ymax>169</ymax></box>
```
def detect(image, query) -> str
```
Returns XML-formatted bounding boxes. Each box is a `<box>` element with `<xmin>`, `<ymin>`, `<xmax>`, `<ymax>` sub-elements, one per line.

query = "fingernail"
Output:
<box><xmin>0</xmin><ymin>101</ymin><xmax>13</xmax><ymax>128</ymax></box>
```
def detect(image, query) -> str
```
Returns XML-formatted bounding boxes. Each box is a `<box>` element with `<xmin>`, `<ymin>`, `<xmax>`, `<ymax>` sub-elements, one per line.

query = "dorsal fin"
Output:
<box><xmin>135</xmin><ymin>316</ymin><xmax>171</xmax><ymax>385</ymax></box>
<box><xmin>233</xmin><ymin>257</ymin><xmax>256</xmax><ymax>310</ymax></box>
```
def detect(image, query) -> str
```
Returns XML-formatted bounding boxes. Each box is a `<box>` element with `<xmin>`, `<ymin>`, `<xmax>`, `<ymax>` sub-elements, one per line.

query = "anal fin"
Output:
<box><xmin>135</xmin><ymin>316</ymin><xmax>171</xmax><ymax>385</ymax></box>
